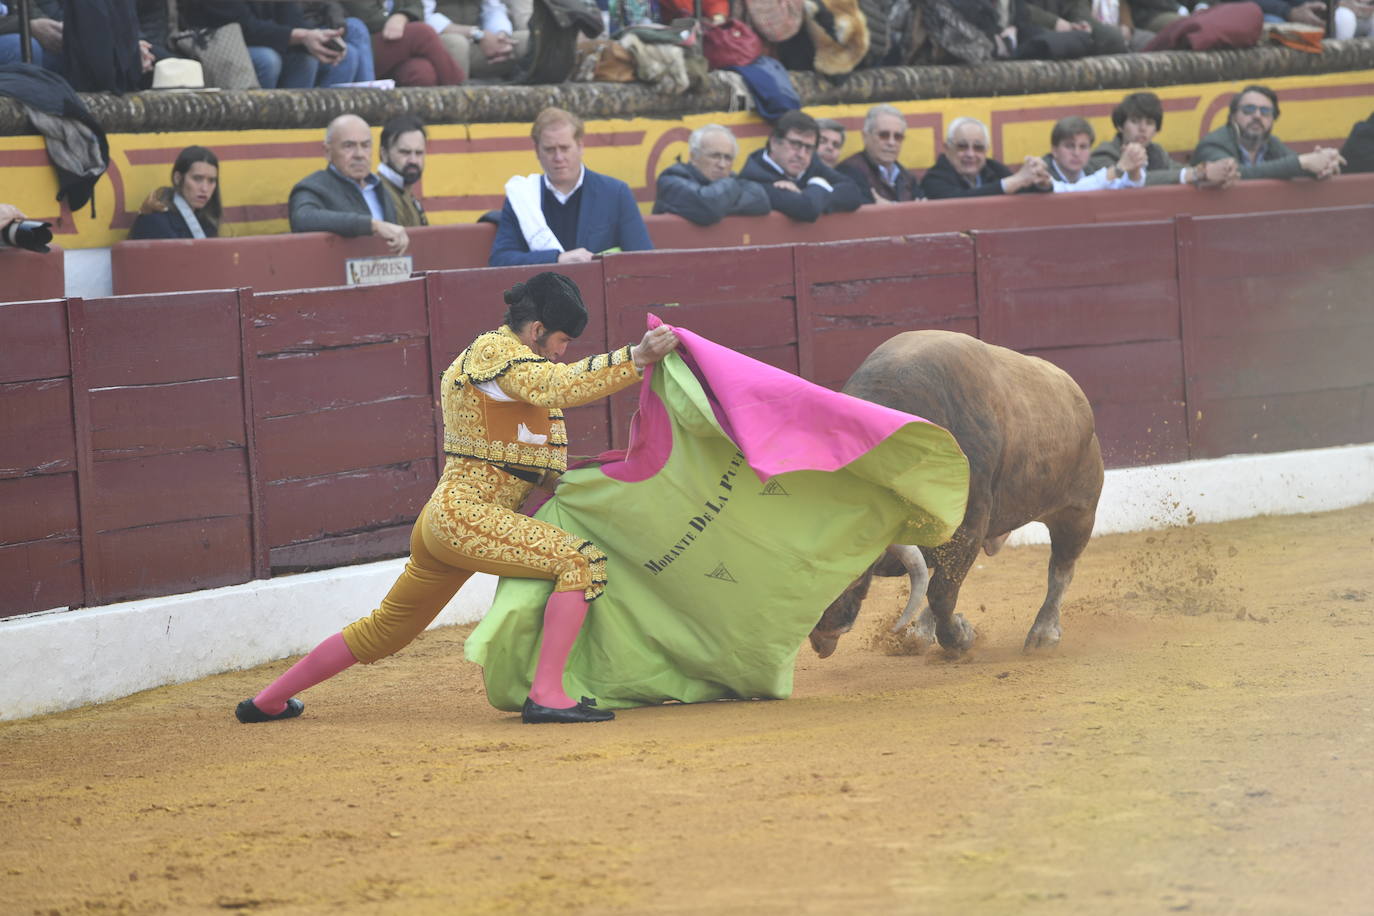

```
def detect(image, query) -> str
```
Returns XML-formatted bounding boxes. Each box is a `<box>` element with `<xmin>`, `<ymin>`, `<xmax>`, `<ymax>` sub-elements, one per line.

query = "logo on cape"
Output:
<box><xmin>705</xmin><ymin>563</ymin><xmax>737</xmax><ymax>583</ymax></box>
<box><xmin>760</xmin><ymin>480</ymin><xmax>790</xmax><ymax>496</ymax></box>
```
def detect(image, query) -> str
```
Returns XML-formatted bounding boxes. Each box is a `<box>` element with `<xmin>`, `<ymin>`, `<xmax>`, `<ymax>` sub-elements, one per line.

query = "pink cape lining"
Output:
<box><xmin>590</xmin><ymin>315</ymin><xmax>940</xmax><ymax>484</ymax></box>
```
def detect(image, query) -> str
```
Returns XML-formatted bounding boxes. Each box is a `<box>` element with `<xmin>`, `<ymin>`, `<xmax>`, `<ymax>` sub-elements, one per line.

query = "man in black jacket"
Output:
<box><xmin>738</xmin><ymin>110</ymin><xmax>863</xmax><ymax>223</ymax></box>
<box><xmin>837</xmin><ymin>104</ymin><xmax>923</xmax><ymax>205</ymax></box>
<box><xmin>921</xmin><ymin>116</ymin><xmax>1050</xmax><ymax>199</ymax></box>
<box><xmin>653</xmin><ymin>124</ymin><xmax>769</xmax><ymax>227</ymax></box>
<box><xmin>289</xmin><ymin>113</ymin><xmax>410</xmax><ymax>254</ymax></box>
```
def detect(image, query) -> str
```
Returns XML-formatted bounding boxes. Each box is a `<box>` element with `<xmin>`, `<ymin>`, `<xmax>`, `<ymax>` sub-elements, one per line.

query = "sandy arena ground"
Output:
<box><xmin>2</xmin><ymin>503</ymin><xmax>1372</xmax><ymax>915</ymax></box>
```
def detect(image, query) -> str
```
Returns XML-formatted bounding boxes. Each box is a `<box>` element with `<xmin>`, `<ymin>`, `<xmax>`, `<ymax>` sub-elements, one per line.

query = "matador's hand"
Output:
<box><xmin>632</xmin><ymin>325</ymin><xmax>680</xmax><ymax>369</ymax></box>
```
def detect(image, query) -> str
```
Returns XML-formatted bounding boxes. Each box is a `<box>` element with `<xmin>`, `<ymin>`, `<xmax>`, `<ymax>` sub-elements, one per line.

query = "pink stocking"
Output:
<box><xmin>528</xmin><ymin>589</ymin><xmax>589</xmax><ymax>709</ymax></box>
<box><xmin>251</xmin><ymin>632</ymin><xmax>357</xmax><ymax>715</ymax></box>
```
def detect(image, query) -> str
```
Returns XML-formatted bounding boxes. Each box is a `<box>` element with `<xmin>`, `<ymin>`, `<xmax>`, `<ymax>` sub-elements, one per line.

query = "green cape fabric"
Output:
<box><xmin>463</xmin><ymin>352</ymin><xmax>968</xmax><ymax>711</ymax></box>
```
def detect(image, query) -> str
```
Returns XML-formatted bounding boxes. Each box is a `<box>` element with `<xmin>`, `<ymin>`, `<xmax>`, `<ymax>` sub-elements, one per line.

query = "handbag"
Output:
<box><xmin>703</xmin><ymin>18</ymin><xmax>764</xmax><ymax>69</ymax></box>
<box><xmin>165</xmin><ymin>0</ymin><xmax>260</xmax><ymax>90</ymax></box>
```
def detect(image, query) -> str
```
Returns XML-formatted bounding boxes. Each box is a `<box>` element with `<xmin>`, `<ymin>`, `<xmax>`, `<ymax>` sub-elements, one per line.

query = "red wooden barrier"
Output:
<box><xmin>104</xmin><ymin>175</ymin><xmax>1374</xmax><ymax>300</ymax></box>
<box><xmin>247</xmin><ymin>279</ymin><xmax>439</xmax><ymax>571</ymax></box>
<box><xmin>73</xmin><ymin>290</ymin><xmax>256</xmax><ymax>605</ymax></box>
<box><xmin>0</xmin><ymin>299</ymin><xmax>81</xmax><ymax>618</ymax></box>
<box><xmin>7</xmin><ymin>202</ymin><xmax>1374</xmax><ymax>616</ymax></box>
<box><xmin>0</xmin><ymin>247</ymin><xmax>65</xmax><ymax>304</ymax></box>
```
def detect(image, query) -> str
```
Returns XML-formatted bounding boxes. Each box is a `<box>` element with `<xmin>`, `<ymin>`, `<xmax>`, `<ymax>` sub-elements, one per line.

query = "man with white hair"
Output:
<box><xmin>920</xmin><ymin>117</ymin><xmax>1050</xmax><ymax>199</ymax></box>
<box><xmin>837</xmin><ymin>104</ymin><xmax>923</xmax><ymax>205</ymax></box>
<box><xmin>652</xmin><ymin>124</ymin><xmax>770</xmax><ymax>226</ymax></box>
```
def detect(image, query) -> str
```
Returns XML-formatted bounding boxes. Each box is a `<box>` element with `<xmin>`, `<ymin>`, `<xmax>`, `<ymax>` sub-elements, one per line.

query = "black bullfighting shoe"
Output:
<box><xmin>235</xmin><ymin>697</ymin><xmax>304</xmax><ymax>723</ymax></box>
<box><xmin>521</xmin><ymin>696</ymin><xmax>615</xmax><ymax>724</ymax></box>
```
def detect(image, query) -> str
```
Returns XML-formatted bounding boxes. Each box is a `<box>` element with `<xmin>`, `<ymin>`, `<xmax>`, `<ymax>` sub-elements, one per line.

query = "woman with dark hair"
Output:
<box><xmin>129</xmin><ymin>146</ymin><xmax>222</xmax><ymax>239</ymax></box>
<box><xmin>234</xmin><ymin>272</ymin><xmax>679</xmax><ymax>725</ymax></box>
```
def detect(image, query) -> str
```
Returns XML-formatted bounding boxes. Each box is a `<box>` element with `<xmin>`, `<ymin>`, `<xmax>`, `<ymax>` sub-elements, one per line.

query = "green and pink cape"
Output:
<box><xmin>464</xmin><ymin>319</ymin><xmax>969</xmax><ymax>710</ymax></box>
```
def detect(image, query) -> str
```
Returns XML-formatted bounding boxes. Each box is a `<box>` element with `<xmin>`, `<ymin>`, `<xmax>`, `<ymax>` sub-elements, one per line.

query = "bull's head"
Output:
<box><xmin>808</xmin><ymin>567</ymin><xmax>876</xmax><ymax>659</ymax></box>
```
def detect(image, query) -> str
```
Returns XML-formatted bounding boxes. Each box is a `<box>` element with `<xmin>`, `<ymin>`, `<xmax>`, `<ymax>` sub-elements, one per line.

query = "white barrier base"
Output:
<box><xmin>4</xmin><ymin>443</ymin><xmax>1373</xmax><ymax>722</ymax></box>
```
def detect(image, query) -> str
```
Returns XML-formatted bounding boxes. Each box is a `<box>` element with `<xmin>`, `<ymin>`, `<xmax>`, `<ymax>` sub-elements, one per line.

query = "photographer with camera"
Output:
<box><xmin>0</xmin><ymin>203</ymin><xmax>53</xmax><ymax>253</ymax></box>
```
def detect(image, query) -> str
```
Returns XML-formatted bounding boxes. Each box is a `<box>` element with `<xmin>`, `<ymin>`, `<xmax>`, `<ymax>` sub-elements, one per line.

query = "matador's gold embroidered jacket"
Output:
<box><xmin>439</xmin><ymin>326</ymin><xmax>641</xmax><ymax>491</ymax></box>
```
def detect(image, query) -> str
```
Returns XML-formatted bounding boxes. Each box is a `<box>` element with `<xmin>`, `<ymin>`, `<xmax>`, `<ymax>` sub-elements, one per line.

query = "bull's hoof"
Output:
<box><xmin>936</xmin><ymin>613</ymin><xmax>976</xmax><ymax>653</ymax></box>
<box><xmin>1023</xmin><ymin>623</ymin><xmax>1062</xmax><ymax>651</ymax></box>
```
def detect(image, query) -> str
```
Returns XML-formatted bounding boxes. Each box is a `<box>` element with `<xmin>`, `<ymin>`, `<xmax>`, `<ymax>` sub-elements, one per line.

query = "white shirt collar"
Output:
<box><xmin>543</xmin><ymin>166</ymin><xmax>586</xmax><ymax>205</ymax></box>
<box><xmin>761</xmin><ymin>148</ymin><xmax>801</xmax><ymax>181</ymax></box>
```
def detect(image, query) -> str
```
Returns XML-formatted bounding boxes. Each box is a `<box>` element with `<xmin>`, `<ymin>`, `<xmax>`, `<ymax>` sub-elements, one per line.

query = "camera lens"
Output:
<box><xmin>2</xmin><ymin>220</ymin><xmax>54</xmax><ymax>253</ymax></box>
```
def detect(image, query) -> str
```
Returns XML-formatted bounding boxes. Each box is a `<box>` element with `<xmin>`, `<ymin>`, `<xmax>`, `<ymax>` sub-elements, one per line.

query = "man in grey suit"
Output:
<box><xmin>289</xmin><ymin>114</ymin><xmax>411</xmax><ymax>254</ymax></box>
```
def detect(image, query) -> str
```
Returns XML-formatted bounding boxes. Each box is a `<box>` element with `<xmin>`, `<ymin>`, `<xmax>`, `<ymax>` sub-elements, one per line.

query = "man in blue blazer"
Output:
<box><xmin>489</xmin><ymin>107</ymin><xmax>653</xmax><ymax>266</ymax></box>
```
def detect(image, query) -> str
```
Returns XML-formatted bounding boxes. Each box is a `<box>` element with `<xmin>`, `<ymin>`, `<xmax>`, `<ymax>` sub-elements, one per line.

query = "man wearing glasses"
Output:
<box><xmin>653</xmin><ymin>124</ymin><xmax>770</xmax><ymax>226</ymax></box>
<box><xmin>921</xmin><ymin>117</ymin><xmax>1051</xmax><ymax>199</ymax></box>
<box><xmin>1192</xmin><ymin>85</ymin><xmax>1345</xmax><ymax>181</ymax></box>
<box><xmin>837</xmin><ymin>105</ymin><xmax>924</xmax><ymax>205</ymax></box>
<box><xmin>739</xmin><ymin>110</ymin><xmax>863</xmax><ymax>222</ymax></box>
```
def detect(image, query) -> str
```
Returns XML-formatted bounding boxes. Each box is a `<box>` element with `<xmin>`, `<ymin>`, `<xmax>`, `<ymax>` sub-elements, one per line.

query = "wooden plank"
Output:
<box><xmin>87</xmin><ymin>449</ymin><xmax>251</xmax><ymax>533</ymax></box>
<box><xmin>270</xmin><ymin>523</ymin><xmax>413</xmax><ymax>573</ymax></box>
<box><xmin>990</xmin><ymin>280</ymin><xmax>1181</xmax><ymax>351</ymax></box>
<box><xmin>1189</xmin><ymin>273</ymin><xmax>1374</xmax><ymax>337</ymax></box>
<box><xmin>255</xmin><ymin>396</ymin><xmax>435</xmax><ymax>482</ymax></box>
<box><xmin>0</xmin><ymin>378</ymin><xmax>76</xmax><ymax>478</ymax></box>
<box><xmin>564</xmin><ymin>402</ymin><xmax>613</xmax><ymax>457</ymax></box>
<box><xmin>975</xmin><ymin>222</ymin><xmax>1177</xmax><ymax>292</ymax></box>
<box><xmin>249</xmin><ymin>277</ymin><xmax>429</xmax><ymax>354</ymax></box>
<box><xmin>604</xmin><ymin>246</ymin><xmax>795</xmax><ymax>308</ymax></box>
<box><xmin>80</xmin><ymin>290</ymin><xmax>242</xmax><ymax>386</ymax></box>
<box><xmin>1191</xmin><ymin>387</ymin><xmax>1374</xmax><ymax>459</ymax></box>
<box><xmin>0</xmin><ymin>473</ymin><xmax>79</xmax><ymax>546</ymax></box>
<box><xmin>1188</xmin><ymin>326</ymin><xmax>1374</xmax><ymax>401</ymax></box>
<box><xmin>801</xmin><ymin>233</ymin><xmax>974</xmax><ymax>284</ymax></box>
<box><xmin>252</xmin><ymin>338</ymin><xmax>433</xmax><ymax>419</ymax></box>
<box><xmin>89</xmin><ymin>377</ymin><xmax>246</xmax><ymax>459</ymax></box>
<box><xmin>0</xmin><ymin>299</ymin><xmax>69</xmax><ymax>384</ymax></box>
<box><xmin>810</xmin><ymin>274</ymin><xmax>978</xmax><ymax>322</ymax></box>
<box><xmin>237</xmin><ymin>288</ymin><xmax>270</xmax><ymax>580</ymax></box>
<box><xmin>0</xmin><ymin>538</ymin><xmax>84</xmax><ymax>618</ymax></box>
<box><xmin>1191</xmin><ymin>206</ymin><xmax>1374</xmax><ymax>279</ymax></box>
<box><xmin>263</xmin><ymin>460</ymin><xmax>436</xmax><ymax>547</ymax></box>
<box><xmin>614</xmin><ymin>299</ymin><xmax>799</xmax><ymax>354</ymax></box>
<box><xmin>1029</xmin><ymin>341</ymin><xmax>1188</xmax><ymax>469</ymax></box>
<box><xmin>89</xmin><ymin>515</ymin><xmax>253</xmax><ymax>605</ymax></box>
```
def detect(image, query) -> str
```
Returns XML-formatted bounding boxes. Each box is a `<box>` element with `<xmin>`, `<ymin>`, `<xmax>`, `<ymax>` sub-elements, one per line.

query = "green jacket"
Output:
<box><xmin>1089</xmin><ymin>135</ymin><xmax>1184</xmax><ymax>187</ymax></box>
<box><xmin>341</xmin><ymin>0</ymin><xmax>424</xmax><ymax>33</ymax></box>
<box><xmin>1191</xmin><ymin>124</ymin><xmax>1307</xmax><ymax>180</ymax></box>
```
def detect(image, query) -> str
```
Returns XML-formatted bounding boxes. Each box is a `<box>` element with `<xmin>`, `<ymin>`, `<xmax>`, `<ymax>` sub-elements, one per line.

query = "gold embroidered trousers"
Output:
<box><xmin>341</xmin><ymin>457</ymin><xmax>608</xmax><ymax>664</ymax></box>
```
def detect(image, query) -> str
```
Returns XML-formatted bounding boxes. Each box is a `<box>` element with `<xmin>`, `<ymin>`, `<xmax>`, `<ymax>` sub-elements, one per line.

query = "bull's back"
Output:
<box><xmin>843</xmin><ymin>331</ymin><xmax>1101</xmax><ymax>530</ymax></box>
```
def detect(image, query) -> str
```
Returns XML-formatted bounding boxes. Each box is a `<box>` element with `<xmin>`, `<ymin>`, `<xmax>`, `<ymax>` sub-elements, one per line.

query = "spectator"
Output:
<box><xmin>837</xmin><ymin>104</ymin><xmax>923</xmax><ymax>205</ymax></box>
<box><xmin>129</xmin><ymin>146</ymin><xmax>222</xmax><ymax>239</ymax></box>
<box><xmin>378</xmin><ymin>114</ymin><xmax>428</xmax><ymax>227</ymax></box>
<box><xmin>302</xmin><ymin>2</ymin><xmax>376</xmax><ymax>86</ymax></box>
<box><xmin>738</xmin><ymin>110</ymin><xmax>864</xmax><ymax>223</ymax></box>
<box><xmin>652</xmin><ymin>124</ymin><xmax>770</xmax><ymax>226</ymax></box>
<box><xmin>289</xmin><ymin>114</ymin><xmax>410</xmax><ymax>255</ymax></box>
<box><xmin>1334</xmin><ymin>0</ymin><xmax>1374</xmax><ymax>36</ymax></box>
<box><xmin>816</xmin><ymin>118</ymin><xmax>846</xmax><ymax>169</ymax></box>
<box><xmin>184</xmin><ymin>2</ymin><xmax>348</xmax><ymax>88</ymax></box>
<box><xmin>424</xmin><ymin>0</ymin><xmax>525</xmax><ymax>79</ymax></box>
<box><xmin>1021</xmin><ymin>0</ymin><xmax>1128</xmax><ymax>56</ymax></box>
<box><xmin>342</xmin><ymin>0</ymin><xmax>464</xmax><ymax>85</ymax></box>
<box><xmin>0</xmin><ymin>201</ymin><xmax>24</xmax><ymax>231</ymax></box>
<box><xmin>920</xmin><ymin>117</ymin><xmax>1051</xmax><ymax>199</ymax></box>
<box><xmin>1192</xmin><ymin>85</ymin><xmax>1345</xmax><ymax>181</ymax></box>
<box><xmin>1088</xmin><ymin>91</ymin><xmax>1239</xmax><ymax>188</ymax></box>
<box><xmin>0</xmin><ymin>0</ymin><xmax>61</xmax><ymax>70</ymax></box>
<box><xmin>490</xmin><ymin>107</ymin><xmax>653</xmax><ymax>266</ymax></box>
<box><xmin>1041</xmin><ymin>116</ymin><xmax>1145</xmax><ymax>191</ymax></box>
<box><xmin>1339</xmin><ymin>111</ymin><xmax>1374</xmax><ymax>173</ymax></box>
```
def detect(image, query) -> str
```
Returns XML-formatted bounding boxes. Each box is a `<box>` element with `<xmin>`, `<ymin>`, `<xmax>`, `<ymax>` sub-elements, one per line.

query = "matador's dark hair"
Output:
<box><xmin>503</xmin><ymin>272</ymin><xmax>589</xmax><ymax>338</ymax></box>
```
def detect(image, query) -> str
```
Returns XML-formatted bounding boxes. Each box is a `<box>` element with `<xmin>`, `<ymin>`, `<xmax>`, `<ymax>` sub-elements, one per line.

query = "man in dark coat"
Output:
<box><xmin>1340</xmin><ymin>111</ymin><xmax>1374</xmax><ymax>174</ymax></box>
<box><xmin>920</xmin><ymin>116</ymin><xmax>1049</xmax><ymax>199</ymax></box>
<box><xmin>737</xmin><ymin>110</ymin><xmax>863</xmax><ymax>223</ymax></box>
<box><xmin>653</xmin><ymin>124</ymin><xmax>769</xmax><ymax>226</ymax></box>
<box><xmin>289</xmin><ymin>113</ymin><xmax>410</xmax><ymax>254</ymax></box>
<box><xmin>837</xmin><ymin>104</ymin><xmax>924</xmax><ymax>205</ymax></box>
<box><xmin>1192</xmin><ymin>84</ymin><xmax>1344</xmax><ymax>181</ymax></box>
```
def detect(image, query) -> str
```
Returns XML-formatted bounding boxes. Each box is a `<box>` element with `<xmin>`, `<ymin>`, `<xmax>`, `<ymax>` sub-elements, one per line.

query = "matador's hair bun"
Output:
<box><xmin>503</xmin><ymin>272</ymin><xmax>589</xmax><ymax>339</ymax></box>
